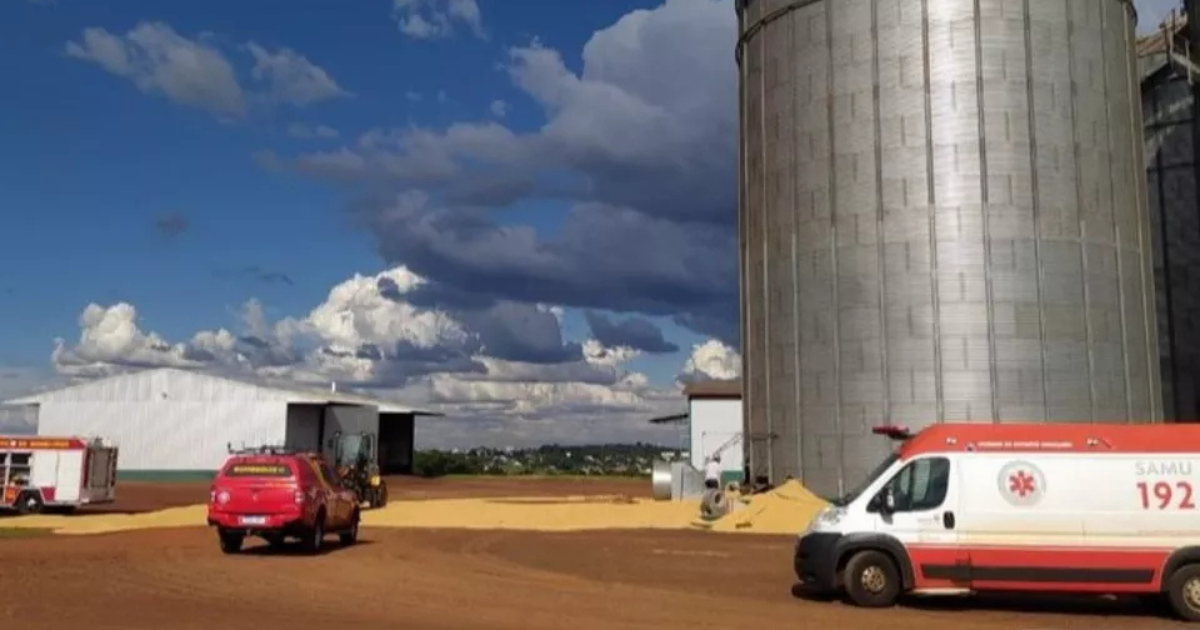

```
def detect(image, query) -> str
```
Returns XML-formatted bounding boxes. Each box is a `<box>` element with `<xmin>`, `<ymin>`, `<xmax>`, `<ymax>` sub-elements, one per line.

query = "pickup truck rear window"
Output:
<box><xmin>223</xmin><ymin>463</ymin><xmax>294</xmax><ymax>477</ymax></box>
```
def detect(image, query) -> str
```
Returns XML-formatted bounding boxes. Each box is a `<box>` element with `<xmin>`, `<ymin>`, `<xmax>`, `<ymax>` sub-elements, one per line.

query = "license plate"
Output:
<box><xmin>239</xmin><ymin>516</ymin><xmax>266</xmax><ymax>526</ymax></box>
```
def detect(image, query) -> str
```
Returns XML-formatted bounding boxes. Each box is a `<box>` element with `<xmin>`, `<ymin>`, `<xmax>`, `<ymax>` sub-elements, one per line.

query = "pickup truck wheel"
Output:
<box><xmin>218</xmin><ymin>531</ymin><xmax>244</xmax><ymax>554</ymax></box>
<box><xmin>843</xmin><ymin>550</ymin><xmax>901</xmax><ymax>608</ymax></box>
<box><xmin>339</xmin><ymin>514</ymin><xmax>359</xmax><ymax>546</ymax></box>
<box><xmin>303</xmin><ymin>515</ymin><xmax>325</xmax><ymax>554</ymax></box>
<box><xmin>1167</xmin><ymin>563</ymin><xmax>1200</xmax><ymax>621</ymax></box>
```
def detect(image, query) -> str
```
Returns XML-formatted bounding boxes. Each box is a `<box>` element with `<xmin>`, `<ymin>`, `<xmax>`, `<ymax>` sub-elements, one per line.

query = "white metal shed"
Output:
<box><xmin>1</xmin><ymin>367</ymin><xmax>439</xmax><ymax>478</ymax></box>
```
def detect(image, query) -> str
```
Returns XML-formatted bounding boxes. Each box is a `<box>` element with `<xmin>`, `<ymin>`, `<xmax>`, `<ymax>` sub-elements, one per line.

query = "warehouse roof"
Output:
<box><xmin>2</xmin><ymin>366</ymin><xmax>442</xmax><ymax>416</ymax></box>
<box><xmin>682</xmin><ymin>379</ymin><xmax>741</xmax><ymax>399</ymax></box>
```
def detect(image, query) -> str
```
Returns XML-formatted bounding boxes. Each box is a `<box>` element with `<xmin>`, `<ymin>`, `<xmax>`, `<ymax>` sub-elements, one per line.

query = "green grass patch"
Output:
<box><xmin>117</xmin><ymin>470</ymin><xmax>216</xmax><ymax>483</ymax></box>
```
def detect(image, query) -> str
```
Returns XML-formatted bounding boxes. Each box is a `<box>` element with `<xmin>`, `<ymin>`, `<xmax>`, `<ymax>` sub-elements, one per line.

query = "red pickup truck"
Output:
<box><xmin>206</xmin><ymin>448</ymin><xmax>361</xmax><ymax>554</ymax></box>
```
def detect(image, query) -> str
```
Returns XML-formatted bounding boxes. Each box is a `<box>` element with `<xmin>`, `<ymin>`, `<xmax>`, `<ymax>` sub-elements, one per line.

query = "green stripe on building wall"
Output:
<box><xmin>117</xmin><ymin>470</ymin><xmax>216</xmax><ymax>483</ymax></box>
<box><xmin>720</xmin><ymin>470</ymin><xmax>743</xmax><ymax>486</ymax></box>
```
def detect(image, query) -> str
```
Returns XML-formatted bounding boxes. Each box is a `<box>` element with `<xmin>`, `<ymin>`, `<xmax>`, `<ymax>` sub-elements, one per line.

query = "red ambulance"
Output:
<box><xmin>793</xmin><ymin>422</ymin><xmax>1200</xmax><ymax>621</ymax></box>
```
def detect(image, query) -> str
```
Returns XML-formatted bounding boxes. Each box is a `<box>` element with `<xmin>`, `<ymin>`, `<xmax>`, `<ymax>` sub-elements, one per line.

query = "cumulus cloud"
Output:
<box><xmin>489</xmin><ymin>99</ymin><xmax>507</xmax><ymax>118</ymax></box>
<box><xmin>392</xmin><ymin>0</ymin><xmax>486</xmax><ymax>40</ymax></box>
<box><xmin>677</xmin><ymin>338</ymin><xmax>741</xmax><ymax>383</ymax></box>
<box><xmin>46</xmin><ymin>266</ymin><xmax>701</xmax><ymax>446</ymax></box>
<box><xmin>65</xmin><ymin>21</ymin><xmax>348</xmax><ymax>119</ymax></box>
<box><xmin>278</xmin><ymin>0</ymin><xmax>740</xmax><ymax>346</ymax></box>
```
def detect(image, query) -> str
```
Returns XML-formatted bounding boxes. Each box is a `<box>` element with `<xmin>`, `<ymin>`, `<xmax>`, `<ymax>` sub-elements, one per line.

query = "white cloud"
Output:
<box><xmin>287</xmin><ymin>122</ymin><xmax>339</xmax><ymax>139</ymax></box>
<box><xmin>246</xmin><ymin>42</ymin><xmax>351</xmax><ymax>106</ymax></box>
<box><xmin>64</xmin><ymin>21</ymin><xmax>347</xmax><ymax>119</ymax></box>
<box><xmin>489</xmin><ymin>99</ymin><xmax>507</xmax><ymax>118</ymax></box>
<box><xmin>677</xmin><ymin>338</ymin><xmax>740</xmax><ymax>383</ymax></box>
<box><xmin>65</xmin><ymin>22</ymin><xmax>246</xmax><ymax>118</ymax></box>
<box><xmin>392</xmin><ymin>0</ymin><xmax>486</xmax><ymax>40</ymax></box>
<box><xmin>45</xmin><ymin>266</ymin><xmax>710</xmax><ymax>447</ymax></box>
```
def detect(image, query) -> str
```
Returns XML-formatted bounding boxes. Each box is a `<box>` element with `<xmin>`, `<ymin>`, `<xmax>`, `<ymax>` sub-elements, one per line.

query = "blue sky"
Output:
<box><xmin>0</xmin><ymin>0</ymin><xmax>1184</xmax><ymax>444</ymax></box>
<box><xmin>0</xmin><ymin>0</ymin><xmax>741</xmax><ymax>446</ymax></box>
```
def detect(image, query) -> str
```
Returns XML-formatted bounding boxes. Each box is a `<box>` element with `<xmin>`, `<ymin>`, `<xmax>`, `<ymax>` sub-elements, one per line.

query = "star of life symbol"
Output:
<box><xmin>997</xmin><ymin>460</ymin><xmax>1045</xmax><ymax>507</ymax></box>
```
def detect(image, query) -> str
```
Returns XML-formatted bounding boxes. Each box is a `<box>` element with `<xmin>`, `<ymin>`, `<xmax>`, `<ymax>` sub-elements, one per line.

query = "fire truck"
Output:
<box><xmin>0</xmin><ymin>436</ymin><xmax>118</xmax><ymax>514</ymax></box>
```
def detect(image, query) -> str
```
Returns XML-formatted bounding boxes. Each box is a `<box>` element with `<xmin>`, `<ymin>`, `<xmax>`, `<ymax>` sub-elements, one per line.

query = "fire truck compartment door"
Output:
<box><xmin>30</xmin><ymin>451</ymin><xmax>58</xmax><ymax>489</ymax></box>
<box><xmin>56</xmin><ymin>451</ymin><xmax>83</xmax><ymax>502</ymax></box>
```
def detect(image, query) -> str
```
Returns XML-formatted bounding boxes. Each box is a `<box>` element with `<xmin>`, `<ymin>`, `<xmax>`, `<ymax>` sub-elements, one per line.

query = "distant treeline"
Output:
<box><xmin>412</xmin><ymin>443</ymin><xmax>678</xmax><ymax>478</ymax></box>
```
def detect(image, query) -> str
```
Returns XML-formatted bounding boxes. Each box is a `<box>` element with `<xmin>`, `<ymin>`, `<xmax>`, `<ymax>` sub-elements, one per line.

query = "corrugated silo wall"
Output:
<box><xmin>737</xmin><ymin>0</ymin><xmax>1161</xmax><ymax>499</ymax></box>
<box><xmin>1144</xmin><ymin>53</ymin><xmax>1200</xmax><ymax>421</ymax></box>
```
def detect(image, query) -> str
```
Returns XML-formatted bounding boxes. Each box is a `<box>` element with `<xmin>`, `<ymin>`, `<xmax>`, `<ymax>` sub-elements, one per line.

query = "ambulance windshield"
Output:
<box><xmin>831</xmin><ymin>452</ymin><xmax>899</xmax><ymax>507</ymax></box>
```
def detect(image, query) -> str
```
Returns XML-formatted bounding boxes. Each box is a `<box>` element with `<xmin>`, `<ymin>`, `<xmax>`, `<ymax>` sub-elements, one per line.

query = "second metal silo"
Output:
<box><xmin>736</xmin><ymin>0</ymin><xmax>1162</xmax><ymax>499</ymax></box>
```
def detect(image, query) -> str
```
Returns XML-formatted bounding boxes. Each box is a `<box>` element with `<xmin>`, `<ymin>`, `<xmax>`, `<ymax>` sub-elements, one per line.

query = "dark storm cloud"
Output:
<box><xmin>376</xmin><ymin>272</ymin><xmax>584</xmax><ymax>364</ymax></box>
<box><xmin>357</xmin><ymin>195</ymin><xmax>738</xmax><ymax>347</ymax></box>
<box><xmin>457</xmin><ymin>301</ymin><xmax>582</xmax><ymax>364</ymax></box>
<box><xmin>584</xmin><ymin>312</ymin><xmax>679</xmax><ymax>354</ymax></box>
<box><xmin>153</xmin><ymin>212</ymin><xmax>189</xmax><ymax>239</ymax></box>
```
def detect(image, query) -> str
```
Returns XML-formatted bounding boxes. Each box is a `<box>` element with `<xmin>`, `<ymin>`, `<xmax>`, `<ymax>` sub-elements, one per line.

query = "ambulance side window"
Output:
<box><xmin>878</xmin><ymin>456</ymin><xmax>950</xmax><ymax>512</ymax></box>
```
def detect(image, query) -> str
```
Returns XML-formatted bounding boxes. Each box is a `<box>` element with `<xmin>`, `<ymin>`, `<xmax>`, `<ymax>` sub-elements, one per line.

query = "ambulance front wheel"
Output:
<box><xmin>843</xmin><ymin>550</ymin><xmax>901</xmax><ymax>608</ymax></box>
<box><xmin>1166</xmin><ymin>563</ymin><xmax>1200</xmax><ymax>621</ymax></box>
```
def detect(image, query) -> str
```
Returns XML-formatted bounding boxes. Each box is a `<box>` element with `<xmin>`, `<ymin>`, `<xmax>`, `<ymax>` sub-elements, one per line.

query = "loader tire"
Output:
<box><xmin>700</xmin><ymin>489</ymin><xmax>727</xmax><ymax>520</ymax></box>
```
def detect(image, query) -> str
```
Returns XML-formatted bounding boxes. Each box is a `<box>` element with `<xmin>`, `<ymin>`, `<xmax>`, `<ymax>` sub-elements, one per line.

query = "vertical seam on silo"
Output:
<box><xmin>1065</xmin><ymin>0</ymin><xmax>1097</xmax><ymax>421</ymax></box>
<box><xmin>790</xmin><ymin>12</ymin><xmax>805</xmax><ymax>481</ymax></box>
<box><xmin>1099</xmin><ymin>2</ymin><xmax>1135</xmax><ymax>421</ymax></box>
<box><xmin>826</xmin><ymin>0</ymin><xmax>845</xmax><ymax>497</ymax></box>
<box><xmin>871</xmin><ymin>0</ymin><xmax>891</xmax><ymax>427</ymax></box>
<box><xmin>973</xmin><ymin>0</ymin><xmax>1001</xmax><ymax>423</ymax></box>
<box><xmin>760</xmin><ymin>7</ymin><xmax>774</xmax><ymax>480</ymax></box>
<box><xmin>1022</xmin><ymin>0</ymin><xmax>1051</xmax><ymax>421</ymax></box>
<box><xmin>729</xmin><ymin>0</ymin><xmax>748</xmax><ymax>480</ymax></box>
<box><xmin>736</xmin><ymin>2</ymin><xmax>752</xmax><ymax>477</ymax></box>
<box><xmin>921</xmin><ymin>0</ymin><xmax>944</xmax><ymax>424</ymax></box>
<box><xmin>1124</xmin><ymin>8</ymin><xmax>1160</xmax><ymax>423</ymax></box>
<box><xmin>1150</xmin><ymin>77</ymin><xmax>1179</xmax><ymax>419</ymax></box>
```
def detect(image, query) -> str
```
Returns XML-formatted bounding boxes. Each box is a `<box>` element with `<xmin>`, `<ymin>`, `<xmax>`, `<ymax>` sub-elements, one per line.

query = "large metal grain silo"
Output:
<box><xmin>736</xmin><ymin>0</ymin><xmax>1162</xmax><ymax>499</ymax></box>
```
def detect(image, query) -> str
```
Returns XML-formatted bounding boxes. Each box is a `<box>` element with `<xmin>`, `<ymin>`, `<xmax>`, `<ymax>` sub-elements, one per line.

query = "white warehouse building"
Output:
<box><xmin>0</xmin><ymin>367</ymin><xmax>440</xmax><ymax>479</ymax></box>
<box><xmin>650</xmin><ymin>379</ymin><xmax>743</xmax><ymax>486</ymax></box>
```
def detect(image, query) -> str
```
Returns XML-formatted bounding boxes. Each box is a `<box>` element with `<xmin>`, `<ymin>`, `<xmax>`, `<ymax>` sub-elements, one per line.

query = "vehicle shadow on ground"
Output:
<box><xmin>789</xmin><ymin>583</ymin><xmax>1170</xmax><ymax>621</ymax></box>
<box><xmin>238</xmin><ymin>539</ymin><xmax>378</xmax><ymax>557</ymax></box>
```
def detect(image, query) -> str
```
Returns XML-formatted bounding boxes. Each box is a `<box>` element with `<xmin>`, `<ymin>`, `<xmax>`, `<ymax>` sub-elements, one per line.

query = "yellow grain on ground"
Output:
<box><xmin>0</xmin><ymin>505</ymin><xmax>207</xmax><ymax>535</ymax></box>
<box><xmin>362</xmin><ymin>494</ymin><xmax>703</xmax><ymax>531</ymax></box>
<box><xmin>707</xmin><ymin>479</ymin><xmax>828</xmax><ymax>534</ymax></box>
<box><xmin>0</xmin><ymin>488</ymin><xmax>828</xmax><ymax>536</ymax></box>
<box><xmin>0</xmin><ymin>495</ymin><xmax>705</xmax><ymax>535</ymax></box>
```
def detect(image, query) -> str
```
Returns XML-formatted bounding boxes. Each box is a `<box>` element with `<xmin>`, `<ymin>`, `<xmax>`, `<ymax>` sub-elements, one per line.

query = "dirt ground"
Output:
<box><xmin>0</xmin><ymin>479</ymin><xmax>1186</xmax><ymax>629</ymax></box>
<box><xmin>0</xmin><ymin>526</ymin><xmax>1183</xmax><ymax>630</ymax></box>
<box><xmin>84</xmin><ymin>476</ymin><xmax>651</xmax><ymax>514</ymax></box>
